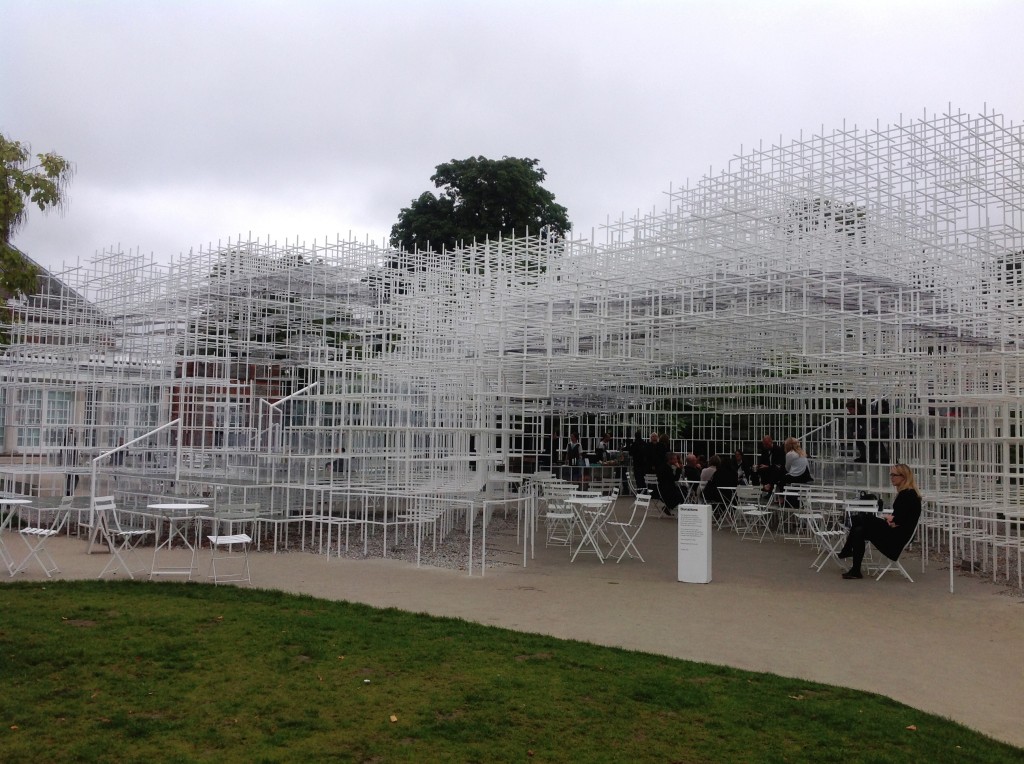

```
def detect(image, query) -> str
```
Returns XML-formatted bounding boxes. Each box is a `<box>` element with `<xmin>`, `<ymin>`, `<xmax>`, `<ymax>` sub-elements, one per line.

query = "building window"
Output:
<box><xmin>12</xmin><ymin>389</ymin><xmax>75</xmax><ymax>450</ymax></box>
<box><xmin>44</xmin><ymin>390</ymin><xmax>75</xmax><ymax>447</ymax></box>
<box><xmin>14</xmin><ymin>389</ymin><xmax>42</xmax><ymax>448</ymax></box>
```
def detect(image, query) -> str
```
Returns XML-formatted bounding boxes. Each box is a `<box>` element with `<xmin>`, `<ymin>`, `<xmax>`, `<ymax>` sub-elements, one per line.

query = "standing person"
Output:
<box><xmin>654</xmin><ymin>434</ymin><xmax>683</xmax><ymax>516</ymax></box>
<box><xmin>563</xmin><ymin>431</ymin><xmax>581</xmax><ymax>483</ymax></box>
<box><xmin>63</xmin><ymin>430</ymin><xmax>80</xmax><ymax>496</ymax></box>
<box><xmin>846</xmin><ymin>399</ymin><xmax>868</xmax><ymax>463</ymax></box>
<box><xmin>755</xmin><ymin>435</ymin><xmax>785</xmax><ymax>492</ymax></box>
<box><xmin>641</xmin><ymin>432</ymin><xmax>661</xmax><ymax>496</ymax></box>
<box><xmin>838</xmin><ymin>463</ymin><xmax>922</xmax><ymax>579</ymax></box>
<box><xmin>625</xmin><ymin>431</ymin><xmax>648</xmax><ymax>492</ymax></box>
<box><xmin>564</xmin><ymin>431</ymin><xmax>582</xmax><ymax>466</ymax></box>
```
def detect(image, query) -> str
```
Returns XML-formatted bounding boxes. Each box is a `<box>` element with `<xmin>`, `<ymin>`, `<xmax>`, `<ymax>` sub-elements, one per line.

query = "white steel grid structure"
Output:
<box><xmin>1</xmin><ymin>107</ymin><xmax>1022</xmax><ymax>578</ymax></box>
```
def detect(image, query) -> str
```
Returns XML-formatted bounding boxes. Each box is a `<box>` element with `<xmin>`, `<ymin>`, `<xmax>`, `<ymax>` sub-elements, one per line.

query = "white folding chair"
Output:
<box><xmin>542</xmin><ymin>483</ymin><xmax>577</xmax><ymax>546</ymax></box>
<box><xmin>734</xmin><ymin>485</ymin><xmax>764</xmax><ymax>532</ymax></box>
<box><xmin>11</xmin><ymin>507</ymin><xmax>71</xmax><ymax>578</ymax></box>
<box><xmin>807</xmin><ymin>515</ymin><xmax>847</xmax><ymax>572</ymax></box>
<box><xmin>605</xmin><ymin>491</ymin><xmax>651</xmax><ymax>563</ymax></box>
<box><xmin>738</xmin><ymin>503</ymin><xmax>774</xmax><ymax>542</ymax></box>
<box><xmin>207</xmin><ymin>532</ymin><xmax>252</xmax><ymax>585</ymax></box>
<box><xmin>871</xmin><ymin>525</ymin><xmax>919</xmax><ymax>583</ymax></box>
<box><xmin>94</xmin><ymin>496</ymin><xmax>155</xmax><ymax>580</ymax></box>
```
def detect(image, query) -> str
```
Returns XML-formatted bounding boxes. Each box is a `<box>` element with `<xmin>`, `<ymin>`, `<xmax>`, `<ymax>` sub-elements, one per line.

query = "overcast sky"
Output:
<box><xmin>3</xmin><ymin>0</ymin><xmax>1022</xmax><ymax>273</ymax></box>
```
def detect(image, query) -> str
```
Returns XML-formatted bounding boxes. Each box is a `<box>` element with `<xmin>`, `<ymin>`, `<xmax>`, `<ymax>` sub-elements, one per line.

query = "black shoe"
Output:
<box><xmin>841</xmin><ymin>570</ymin><xmax>863</xmax><ymax>580</ymax></box>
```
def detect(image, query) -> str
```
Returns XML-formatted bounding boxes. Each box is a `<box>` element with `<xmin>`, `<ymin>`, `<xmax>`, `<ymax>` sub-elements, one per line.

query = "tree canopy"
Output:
<box><xmin>0</xmin><ymin>133</ymin><xmax>74</xmax><ymax>299</ymax></box>
<box><xmin>389</xmin><ymin>156</ymin><xmax>570</xmax><ymax>256</ymax></box>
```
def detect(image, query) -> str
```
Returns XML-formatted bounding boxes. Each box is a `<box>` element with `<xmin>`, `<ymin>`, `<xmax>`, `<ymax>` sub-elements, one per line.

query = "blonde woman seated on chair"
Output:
<box><xmin>838</xmin><ymin>463</ymin><xmax>922</xmax><ymax>580</ymax></box>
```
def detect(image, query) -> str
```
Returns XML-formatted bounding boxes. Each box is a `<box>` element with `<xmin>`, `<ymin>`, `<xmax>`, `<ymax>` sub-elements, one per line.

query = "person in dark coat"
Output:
<box><xmin>838</xmin><ymin>463</ymin><xmax>922</xmax><ymax>579</ymax></box>
<box><xmin>705</xmin><ymin>454</ymin><xmax>738</xmax><ymax>507</ymax></box>
<box><xmin>625</xmin><ymin>431</ymin><xmax>648</xmax><ymax>492</ymax></box>
<box><xmin>754</xmin><ymin>435</ymin><xmax>785</xmax><ymax>492</ymax></box>
<box><xmin>653</xmin><ymin>434</ymin><xmax>684</xmax><ymax>515</ymax></box>
<box><xmin>564</xmin><ymin>432</ymin><xmax>582</xmax><ymax>466</ymax></box>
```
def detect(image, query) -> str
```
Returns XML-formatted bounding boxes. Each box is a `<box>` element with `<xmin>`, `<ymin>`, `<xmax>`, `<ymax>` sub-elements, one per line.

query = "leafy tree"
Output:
<box><xmin>0</xmin><ymin>133</ymin><xmax>74</xmax><ymax>300</ymax></box>
<box><xmin>389</xmin><ymin>156</ymin><xmax>570</xmax><ymax>257</ymax></box>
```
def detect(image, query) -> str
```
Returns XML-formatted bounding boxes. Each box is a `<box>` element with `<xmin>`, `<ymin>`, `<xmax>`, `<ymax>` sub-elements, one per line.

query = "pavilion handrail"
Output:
<box><xmin>88</xmin><ymin>417</ymin><xmax>182</xmax><ymax>511</ymax></box>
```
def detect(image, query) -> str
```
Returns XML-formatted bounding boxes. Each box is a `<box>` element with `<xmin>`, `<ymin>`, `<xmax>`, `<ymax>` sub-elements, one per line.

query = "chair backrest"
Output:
<box><xmin>844</xmin><ymin>499</ymin><xmax>883</xmax><ymax>513</ymax></box>
<box><xmin>543</xmin><ymin>483</ymin><xmax>576</xmax><ymax>510</ymax></box>
<box><xmin>622</xmin><ymin>491</ymin><xmax>652</xmax><ymax>530</ymax></box>
<box><xmin>216</xmin><ymin>502</ymin><xmax>262</xmax><ymax>519</ymax></box>
<box><xmin>735</xmin><ymin>485</ymin><xmax>763</xmax><ymax>505</ymax></box>
<box><xmin>91</xmin><ymin>495</ymin><xmax>121</xmax><ymax>532</ymax></box>
<box><xmin>628</xmin><ymin>491</ymin><xmax>653</xmax><ymax>520</ymax></box>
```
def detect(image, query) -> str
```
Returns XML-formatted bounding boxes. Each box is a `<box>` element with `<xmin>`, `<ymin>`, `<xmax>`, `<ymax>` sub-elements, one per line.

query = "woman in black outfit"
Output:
<box><xmin>838</xmin><ymin>463</ymin><xmax>922</xmax><ymax>579</ymax></box>
<box><xmin>654</xmin><ymin>434</ymin><xmax>684</xmax><ymax>515</ymax></box>
<box><xmin>625</xmin><ymin>431</ymin><xmax>648</xmax><ymax>492</ymax></box>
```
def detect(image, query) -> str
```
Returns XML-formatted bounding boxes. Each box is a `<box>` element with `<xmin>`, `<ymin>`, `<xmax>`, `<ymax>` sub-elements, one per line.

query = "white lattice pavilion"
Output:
<box><xmin>2</xmin><ymin>107</ymin><xmax>1023</xmax><ymax>530</ymax></box>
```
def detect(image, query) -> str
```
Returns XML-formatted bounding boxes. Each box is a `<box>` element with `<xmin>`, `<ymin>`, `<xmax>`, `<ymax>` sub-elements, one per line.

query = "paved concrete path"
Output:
<box><xmin>3</xmin><ymin>514</ymin><xmax>1022</xmax><ymax>749</ymax></box>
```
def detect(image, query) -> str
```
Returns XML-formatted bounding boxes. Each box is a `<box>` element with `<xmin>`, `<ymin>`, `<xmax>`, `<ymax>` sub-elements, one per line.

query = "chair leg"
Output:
<box><xmin>875</xmin><ymin>558</ymin><xmax>914</xmax><ymax>582</ymax></box>
<box><xmin>11</xmin><ymin>529</ymin><xmax>61</xmax><ymax>577</ymax></box>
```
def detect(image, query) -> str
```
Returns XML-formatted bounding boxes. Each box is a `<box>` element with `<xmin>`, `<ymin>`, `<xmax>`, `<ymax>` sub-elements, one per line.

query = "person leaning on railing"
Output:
<box><xmin>837</xmin><ymin>463</ymin><xmax>922</xmax><ymax>580</ymax></box>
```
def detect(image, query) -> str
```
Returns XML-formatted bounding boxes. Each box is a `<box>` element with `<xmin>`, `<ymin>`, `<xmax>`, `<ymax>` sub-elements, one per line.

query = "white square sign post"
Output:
<box><xmin>677</xmin><ymin>503</ymin><xmax>711</xmax><ymax>583</ymax></box>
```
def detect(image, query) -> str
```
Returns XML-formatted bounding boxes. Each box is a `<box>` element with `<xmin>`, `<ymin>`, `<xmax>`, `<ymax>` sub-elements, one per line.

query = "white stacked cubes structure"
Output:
<box><xmin>1</xmin><ymin>107</ymin><xmax>1022</xmax><ymax>547</ymax></box>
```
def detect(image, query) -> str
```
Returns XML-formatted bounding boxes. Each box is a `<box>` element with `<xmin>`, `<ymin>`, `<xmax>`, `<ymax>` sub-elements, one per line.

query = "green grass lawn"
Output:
<box><xmin>0</xmin><ymin>581</ymin><xmax>1019</xmax><ymax>763</ymax></box>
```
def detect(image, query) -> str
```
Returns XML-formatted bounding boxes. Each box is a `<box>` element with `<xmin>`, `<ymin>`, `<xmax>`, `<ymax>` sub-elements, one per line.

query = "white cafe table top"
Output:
<box><xmin>0</xmin><ymin>498</ymin><xmax>33</xmax><ymax>504</ymax></box>
<box><xmin>146</xmin><ymin>503</ymin><xmax>209</xmax><ymax>511</ymax></box>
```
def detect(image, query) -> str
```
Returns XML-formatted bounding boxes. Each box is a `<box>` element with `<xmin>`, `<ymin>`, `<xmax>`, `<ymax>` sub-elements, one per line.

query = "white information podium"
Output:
<box><xmin>677</xmin><ymin>503</ymin><xmax>712</xmax><ymax>583</ymax></box>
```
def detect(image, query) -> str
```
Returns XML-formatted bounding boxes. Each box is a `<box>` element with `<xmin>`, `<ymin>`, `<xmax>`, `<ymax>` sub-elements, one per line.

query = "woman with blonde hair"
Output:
<box><xmin>838</xmin><ymin>463</ymin><xmax>922</xmax><ymax>579</ymax></box>
<box><xmin>783</xmin><ymin>437</ymin><xmax>812</xmax><ymax>484</ymax></box>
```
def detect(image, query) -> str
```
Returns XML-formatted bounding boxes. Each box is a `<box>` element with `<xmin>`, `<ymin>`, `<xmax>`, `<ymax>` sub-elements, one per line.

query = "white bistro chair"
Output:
<box><xmin>207</xmin><ymin>532</ymin><xmax>252</xmax><ymax>585</ymax></box>
<box><xmin>605</xmin><ymin>491</ymin><xmax>651</xmax><ymax>563</ymax></box>
<box><xmin>11</xmin><ymin>507</ymin><xmax>71</xmax><ymax>578</ymax></box>
<box><xmin>93</xmin><ymin>496</ymin><xmax>156</xmax><ymax>580</ymax></box>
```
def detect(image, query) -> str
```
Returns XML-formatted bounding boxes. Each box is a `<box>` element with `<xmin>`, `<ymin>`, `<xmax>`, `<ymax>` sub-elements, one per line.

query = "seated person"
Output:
<box><xmin>699</xmin><ymin>455</ymin><xmax>718</xmax><ymax>492</ymax></box>
<box><xmin>683</xmin><ymin>453</ymin><xmax>702</xmax><ymax>483</ymax></box>
<box><xmin>838</xmin><ymin>464</ymin><xmax>922</xmax><ymax>579</ymax></box>
<box><xmin>783</xmin><ymin>437</ymin><xmax>812</xmax><ymax>485</ymax></box>
<box><xmin>704</xmin><ymin>454</ymin><xmax>738</xmax><ymax>507</ymax></box>
<box><xmin>755</xmin><ymin>435</ymin><xmax>785</xmax><ymax>492</ymax></box>
<box><xmin>780</xmin><ymin>437</ymin><xmax>813</xmax><ymax>505</ymax></box>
